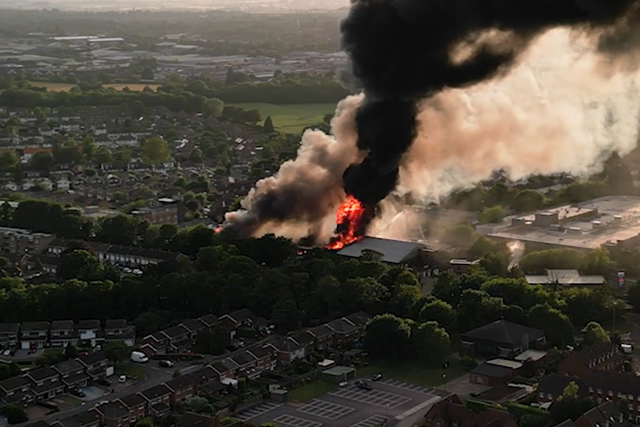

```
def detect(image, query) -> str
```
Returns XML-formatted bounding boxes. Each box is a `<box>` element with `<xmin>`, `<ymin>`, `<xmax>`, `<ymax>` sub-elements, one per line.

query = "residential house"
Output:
<box><xmin>106</xmin><ymin>174</ymin><xmax>121</xmax><ymax>186</ymax></box>
<box><xmin>344</xmin><ymin>311</ymin><xmax>371</xmax><ymax>339</ymax></box>
<box><xmin>56</xmin><ymin>179</ymin><xmax>70</xmax><ymax>191</ymax></box>
<box><xmin>142</xmin><ymin>332</ymin><xmax>168</xmax><ymax>355</ymax></box>
<box><xmin>3</xmin><ymin>182</ymin><xmax>17</xmax><ymax>192</ymax></box>
<box><xmin>78</xmin><ymin>353</ymin><xmax>108</xmax><ymax>381</ymax></box>
<box><xmin>470</xmin><ymin>359</ymin><xmax>523</xmax><ymax>387</ymax></box>
<box><xmin>160</xmin><ymin>325</ymin><xmax>191</xmax><ymax>353</ymax></box>
<box><xmin>178</xmin><ymin>413</ymin><xmax>219</xmax><ymax>427</ymax></box>
<box><xmin>265</xmin><ymin>337</ymin><xmax>305</xmax><ymax>365</ymax></box>
<box><xmin>139</xmin><ymin>384</ymin><xmax>172</xmax><ymax>418</ymax></box>
<box><xmin>20</xmin><ymin>321</ymin><xmax>50</xmax><ymax>350</ymax></box>
<box><xmin>325</xmin><ymin>318</ymin><xmax>361</xmax><ymax>345</ymax></box>
<box><xmin>306</xmin><ymin>325</ymin><xmax>334</xmax><ymax>351</ymax></box>
<box><xmin>0</xmin><ymin>376</ymin><xmax>33</xmax><ymax>406</ymax></box>
<box><xmin>52</xmin><ymin>410</ymin><xmax>101</xmax><ymax>427</ymax></box>
<box><xmin>49</xmin><ymin>320</ymin><xmax>78</xmax><ymax>348</ymax></box>
<box><xmin>229</xmin><ymin>350</ymin><xmax>259</xmax><ymax>379</ymax></box>
<box><xmin>0</xmin><ymin>323</ymin><xmax>19</xmax><ymax>348</ymax></box>
<box><xmin>117</xmin><ymin>393</ymin><xmax>148</xmax><ymax>423</ymax></box>
<box><xmin>77</xmin><ymin>320</ymin><xmax>101</xmax><ymax>347</ymax></box>
<box><xmin>219</xmin><ymin>309</ymin><xmax>266</xmax><ymax>337</ymax></box>
<box><xmin>94</xmin><ymin>402</ymin><xmax>131</xmax><ymax>427</ymax></box>
<box><xmin>288</xmin><ymin>330</ymin><xmax>315</xmax><ymax>353</ymax></box>
<box><xmin>25</xmin><ymin>367</ymin><xmax>65</xmax><ymax>400</ymax></box>
<box><xmin>53</xmin><ymin>359</ymin><xmax>90</xmax><ymax>390</ymax></box>
<box><xmin>537</xmin><ymin>374</ymin><xmax>587</xmax><ymax>403</ymax></box>
<box><xmin>210</xmin><ymin>359</ymin><xmax>239</xmax><ymax>381</ymax></box>
<box><xmin>247</xmin><ymin>346</ymin><xmax>276</xmax><ymax>376</ymax></box>
<box><xmin>559</xmin><ymin>344</ymin><xmax>623</xmax><ymax>379</ymax></box>
<box><xmin>424</xmin><ymin>395</ymin><xmax>518</xmax><ymax>427</ymax></box>
<box><xmin>460</xmin><ymin>320</ymin><xmax>546</xmax><ymax>358</ymax></box>
<box><xmin>0</xmin><ymin>227</ymin><xmax>55</xmax><ymax>256</ymax></box>
<box><xmin>104</xmin><ymin>319</ymin><xmax>135</xmax><ymax>347</ymax></box>
<box><xmin>188</xmin><ymin>366</ymin><xmax>225</xmax><ymax>396</ymax></box>
<box><xmin>558</xmin><ymin>401</ymin><xmax>633</xmax><ymax>427</ymax></box>
<box><xmin>165</xmin><ymin>374</ymin><xmax>196</xmax><ymax>405</ymax></box>
<box><xmin>180</xmin><ymin>319</ymin><xmax>206</xmax><ymax>340</ymax></box>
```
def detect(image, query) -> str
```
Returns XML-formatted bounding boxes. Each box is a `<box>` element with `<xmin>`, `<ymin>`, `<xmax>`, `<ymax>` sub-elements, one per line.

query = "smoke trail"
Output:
<box><xmin>507</xmin><ymin>241</ymin><xmax>526</xmax><ymax>270</ymax></box>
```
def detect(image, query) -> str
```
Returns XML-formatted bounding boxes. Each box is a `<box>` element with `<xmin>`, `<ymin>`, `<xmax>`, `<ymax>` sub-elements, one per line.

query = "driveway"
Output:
<box><xmin>81</xmin><ymin>386</ymin><xmax>105</xmax><ymax>402</ymax></box>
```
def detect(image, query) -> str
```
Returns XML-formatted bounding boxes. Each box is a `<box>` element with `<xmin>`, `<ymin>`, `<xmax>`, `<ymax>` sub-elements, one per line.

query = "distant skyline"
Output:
<box><xmin>0</xmin><ymin>0</ymin><xmax>350</xmax><ymax>12</ymax></box>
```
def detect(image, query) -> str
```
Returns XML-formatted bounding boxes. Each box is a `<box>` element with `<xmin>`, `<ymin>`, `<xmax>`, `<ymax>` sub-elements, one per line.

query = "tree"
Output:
<box><xmin>189</xmin><ymin>148</ymin><xmax>203</xmax><ymax>163</ymax></box>
<box><xmin>135</xmin><ymin>311</ymin><xmax>164</xmax><ymax>337</ymax></box>
<box><xmin>57</xmin><ymin>249</ymin><xmax>104</xmax><ymax>282</ymax></box>
<box><xmin>263</xmin><ymin>116</ymin><xmax>275</xmax><ymax>133</ymax></box>
<box><xmin>528</xmin><ymin>304</ymin><xmax>574</xmax><ymax>346</ymax></box>
<box><xmin>511</xmin><ymin>190</ymin><xmax>546</xmax><ymax>213</ymax></box>
<box><xmin>103</xmin><ymin>342</ymin><xmax>131</xmax><ymax>366</ymax></box>
<box><xmin>271</xmin><ymin>299</ymin><xmax>301</xmax><ymax>332</ymax></box>
<box><xmin>64</xmin><ymin>343</ymin><xmax>78</xmax><ymax>360</ymax></box>
<box><xmin>582</xmin><ymin>322</ymin><xmax>611</xmax><ymax>345</ymax></box>
<box><xmin>581</xmin><ymin>248</ymin><xmax>616</xmax><ymax>276</ymax></box>
<box><xmin>550</xmin><ymin>382</ymin><xmax>595</xmax><ymax>422</ymax></box>
<box><xmin>440</xmin><ymin>224</ymin><xmax>476</xmax><ymax>248</ymax></box>
<box><xmin>1</xmin><ymin>404</ymin><xmax>27</xmax><ymax>424</ymax></box>
<box><xmin>628</xmin><ymin>282</ymin><xmax>640</xmax><ymax>311</ymax></box>
<box><xmin>141</xmin><ymin>137</ymin><xmax>171</xmax><ymax>165</ymax></box>
<box><xmin>202</xmin><ymin>98</ymin><xmax>223</xmax><ymax>117</ymax></box>
<box><xmin>364</xmin><ymin>314</ymin><xmax>411</xmax><ymax>360</ymax></box>
<box><xmin>141</xmin><ymin>67</ymin><xmax>155</xmax><ymax>80</ymax></box>
<box><xmin>29</xmin><ymin>151</ymin><xmax>54</xmax><ymax>171</ymax></box>
<box><xmin>419</xmin><ymin>299</ymin><xmax>456</xmax><ymax>332</ymax></box>
<box><xmin>478</xmin><ymin>206</ymin><xmax>506</xmax><ymax>224</ymax></box>
<box><xmin>0</xmin><ymin>152</ymin><xmax>18</xmax><ymax>172</ymax></box>
<box><xmin>94</xmin><ymin>146</ymin><xmax>113</xmax><ymax>164</ymax></box>
<box><xmin>410</xmin><ymin>321</ymin><xmax>450</xmax><ymax>365</ymax></box>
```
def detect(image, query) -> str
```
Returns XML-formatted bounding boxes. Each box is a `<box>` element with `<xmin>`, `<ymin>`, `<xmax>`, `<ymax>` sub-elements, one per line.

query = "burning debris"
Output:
<box><xmin>222</xmin><ymin>0</ymin><xmax>640</xmax><ymax>248</ymax></box>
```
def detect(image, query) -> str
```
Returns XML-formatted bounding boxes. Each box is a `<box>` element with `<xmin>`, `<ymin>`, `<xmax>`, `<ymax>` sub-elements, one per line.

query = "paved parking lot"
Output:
<box><xmin>350</xmin><ymin>415</ymin><xmax>387</xmax><ymax>427</ymax></box>
<box><xmin>235</xmin><ymin>401</ymin><xmax>283</xmax><ymax>421</ymax></box>
<box><xmin>297</xmin><ymin>400</ymin><xmax>355</xmax><ymax>420</ymax></box>
<box><xmin>273</xmin><ymin>414</ymin><xmax>322</xmax><ymax>427</ymax></box>
<box><xmin>329</xmin><ymin>386</ymin><xmax>411</xmax><ymax>409</ymax></box>
<box><xmin>378</xmin><ymin>379</ymin><xmax>432</xmax><ymax>394</ymax></box>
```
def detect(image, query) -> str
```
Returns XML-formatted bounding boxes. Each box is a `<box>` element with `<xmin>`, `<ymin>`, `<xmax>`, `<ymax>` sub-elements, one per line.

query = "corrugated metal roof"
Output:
<box><xmin>336</xmin><ymin>237</ymin><xmax>423</xmax><ymax>264</ymax></box>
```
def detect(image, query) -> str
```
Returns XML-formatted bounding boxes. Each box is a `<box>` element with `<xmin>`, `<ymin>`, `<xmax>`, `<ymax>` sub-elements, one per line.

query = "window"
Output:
<box><xmin>589</xmin><ymin>387</ymin><xmax>594</xmax><ymax>393</ymax></box>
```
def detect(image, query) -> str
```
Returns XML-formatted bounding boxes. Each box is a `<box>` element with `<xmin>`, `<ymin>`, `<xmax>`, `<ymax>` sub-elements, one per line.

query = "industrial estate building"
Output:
<box><xmin>480</xmin><ymin>196</ymin><xmax>640</xmax><ymax>251</ymax></box>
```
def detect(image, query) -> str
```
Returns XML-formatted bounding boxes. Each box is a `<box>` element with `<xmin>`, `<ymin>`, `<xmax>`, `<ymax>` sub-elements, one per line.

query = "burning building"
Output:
<box><xmin>221</xmin><ymin>0</ymin><xmax>640</xmax><ymax>249</ymax></box>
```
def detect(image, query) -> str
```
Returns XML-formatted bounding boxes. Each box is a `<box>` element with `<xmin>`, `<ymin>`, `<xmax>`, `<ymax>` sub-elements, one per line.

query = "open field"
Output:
<box><xmin>288</xmin><ymin>380</ymin><xmax>337</xmax><ymax>402</ymax></box>
<box><xmin>230</xmin><ymin>102</ymin><xmax>336</xmax><ymax>134</ymax></box>
<box><xmin>29</xmin><ymin>82</ymin><xmax>160</xmax><ymax>92</ymax></box>
<box><xmin>356</xmin><ymin>357</ymin><xmax>464</xmax><ymax>388</ymax></box>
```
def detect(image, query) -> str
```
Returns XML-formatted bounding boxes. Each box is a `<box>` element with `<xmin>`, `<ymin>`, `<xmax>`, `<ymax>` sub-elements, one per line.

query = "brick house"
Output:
<box><xmin>424</xmin><ymin>395</ymin><xmax>518</xmax><ymax>427</ymax></box>
<box><xmin>198</xmin><ymin>314</ymin><xmax>220</xmax><ymax>330</ymax></box>
<box><xmin>117</xmin><ymin>393</ymin><xmax>148</xmax><ymax>423</ymax></box>
<box><xmin>559</xmin><ymin>344</ymin><xmax>624</xmax><ymax>379</ymax></box>
<box><xmin>460</xmin><ymin>320</ymin><xmax>546</xmax><ymax>358</ymax></box>
<box><xmin>188</xmin><ymin>366</ymin><xmax>225</xmax><ymax>396</ymax></box>
<box><xmin>160</xmin><ymin>325</ymin><xmax>192</xmax><ymax>353</ymax></box>
<box><xmin>142</xmin><ymin>332</ymin><xmax>167</xmax><ymax>354</ymax></box>
<box><xmin>165</xmin><ymin>374</ymin><xmax>196</xmax><ymax>405</ymax></box>
<box><xmin>180</xmin><ymin>319</ymin><xmax>206</xmax><ymax>340</ymax></box>
<box><xmin>77</xmin><ymin>320</ymin><xmax>101</xmax><ymax>348</ymax></box>
<box><xmin>52</xmin><ymin>410</ymin><xmax>101</xmax><ymax>427</ymax></box>
<box><xmin>104</xmin><ymin>319</ymin><xmax>135</xmax><ymax>347</ymax></box>
<box><xmin>265</xmin><ymin>338</ymin><xmax>305</xmax><ymax>365</ymax></box>
<box><xmin>344</xmin><ymin>311</ymin><xmax>371</xmax><ymax>339</ymax></box>
<box><xmin>20</xmin><ymin>321</ymin><xmax>50</xmax><ymax>350</ymax></box>
<box><xmin>219</xmin><ymin>309</ymin><xmax>266</xmax><ymax>338</ymax></box>
<box><xmin>78</xmin><ymin>353</ymin><xmax>108</xmax><ymax>381</ymax></box>
<box><xmin>94</xmin><ymin>402</ymin><xmax>131</xmax><ymax>427</ymax></box>
<box><xmin>0</xmin><ymin>375</ymin><xmax>33</xmax><ymax>406</ymax></box>
<box><xmin>53</xmin><ymin>359</ymin><xmax>90</xmax><ymax>390</ymax></box>
<box><xmin>288</xmin><ymin>330</ymin><xmax>315</xmax><ymax>352</ymax></box>
<box><xmin>210</xmin><ymin>359</ymin><xmax>239</xmax><ymax>381</ymax></box>
<box><xmin>536</xmin><ymin>374</ymin><xmax>587</xmax><ymax>403</ymax></box>
<box><xmin>572</xmin><ymin>401</ymin><xmax>633</xmax><ymax>426</ymax></box>
<box><xmin>25</xmin><ymin>367</ymin><xmax>65</xmax><ymax>400</ymax></box>
<box><xmin>247</xmin><ymin>346</ymin><xmax>276</xmax><ymax>376</ymax></box>
<box><xmin>139</xmin><ymin>384</ymin><xmax>172</xmax><ymax>418</ymax></box>
<box><xmin>229</xmin><ymin>350</ymin><xmax>259</xmax><ymax>379</ymax></box>
<box><xmin>49</xmin><ymin>320</ymin><xmax>78</xmax><ymax>348</ymax></box>
<box><xmin>0</xmin><ymin>323</ymin><xmax>19</xmax><ymax>348</ymax></box>
<box><xmin>306</xmin><ymin>325</ymin><xmax>334</xmax><ymax>351</ymax></box>
<box><xmin>325</xmin><ymin>318</ymin><xmax>360</xmax><ymax>345</ymax></box>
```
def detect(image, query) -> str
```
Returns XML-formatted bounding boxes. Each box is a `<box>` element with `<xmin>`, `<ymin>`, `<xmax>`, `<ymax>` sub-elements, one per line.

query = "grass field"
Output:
<box><xmin>116</xmin><ymin>363</ymin><xmax>148</xmax><ymax>380</ymax></box>
<box><xmin>288</xmin><ymin>380</ymin><xmax>337</xmax><ymax>402</ymax></box>
<box><xmin>29</xmin><ymin>82</ymin><xmax>159</xmax><ymax>92</ymax></box>
<box><xmin>230</xmin><ymin>102</ymin><xmax>336</xmax><ymax>134</ymax></box>
<box><xmin>356</xmin><ymin>357</ymin><xmax>464</xmax><ymax>388</ymax></box>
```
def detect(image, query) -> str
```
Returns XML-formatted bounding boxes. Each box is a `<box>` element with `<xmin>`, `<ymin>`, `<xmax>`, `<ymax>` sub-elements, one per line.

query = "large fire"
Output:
<box><xmin>325</xmin><ymin>195</ymin><xmax>367</xmax><ymax>250</ymax></box>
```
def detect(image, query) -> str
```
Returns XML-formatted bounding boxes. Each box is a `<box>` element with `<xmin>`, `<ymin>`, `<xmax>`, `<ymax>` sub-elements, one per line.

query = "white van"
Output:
<box><xmin>130</xmin><ymin>351</ymin><xmax>149</xmax><ymax>363</ymax></box>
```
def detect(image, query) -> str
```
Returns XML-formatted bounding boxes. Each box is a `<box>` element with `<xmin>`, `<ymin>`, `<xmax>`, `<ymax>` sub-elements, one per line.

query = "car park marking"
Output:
<box><xmin>329</xmin><ymin>387</ymin><xmax>411</xmax><ymax>409</ymax></box>
<box><xmin>273</xmin><ymin>414</ymin><xmax>322</xmax><ymax>427</ymax></box>
<box><xmin>234</xmin><ymin>401</ymin><xmax>283</xmax><ymax>421</ymax></box>
<box><xmin>297</xmin><ymin>399</ymin><xmax>355</xmax><ymax>420</ymax></box>
<box><xmin>350</xmin><ymin>415</ymin><xmax>387</xmax><ymax>427</ymax></box>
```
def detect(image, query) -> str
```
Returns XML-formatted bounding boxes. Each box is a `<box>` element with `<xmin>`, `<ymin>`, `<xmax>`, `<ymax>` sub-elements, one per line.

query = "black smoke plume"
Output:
<box><xmin>340</xmin><ymin>0</ymin><xmax>639</xmax><ymax>207</ymax></box>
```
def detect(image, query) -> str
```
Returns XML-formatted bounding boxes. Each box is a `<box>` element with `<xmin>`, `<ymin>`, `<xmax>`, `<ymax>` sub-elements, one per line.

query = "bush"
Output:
<box><xmin>460</xmin><ymin>356</ymin><xmax>478</xmax><ymax>371</ymax></box>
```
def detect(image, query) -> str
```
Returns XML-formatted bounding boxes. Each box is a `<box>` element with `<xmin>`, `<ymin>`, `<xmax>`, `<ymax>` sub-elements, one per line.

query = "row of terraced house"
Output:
<box><xmin>0</xmin><ymin>319</ymin><xmax>135</xmax><ymax>351</ymax></box>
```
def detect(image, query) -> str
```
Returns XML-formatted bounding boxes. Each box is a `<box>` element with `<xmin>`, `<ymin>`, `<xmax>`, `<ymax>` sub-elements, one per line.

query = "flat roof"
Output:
<box><xmin>323</xmin><ymin>366</ymin><xmax>355</xmax><ymax>376</ymax></box>
<box><xmin>515</xmin><ymin>350</ymin><xmax>547</xmax><ymax>362</ymax></box>
<box><xmin>337</xmin><ymin>236</ymin><xmax>425</xmax><ymax>264</ymax></box>
<box><xmin>486</xmin><ymin>359</ymin><xmax>523</xmax><ymax>369</ymax></box>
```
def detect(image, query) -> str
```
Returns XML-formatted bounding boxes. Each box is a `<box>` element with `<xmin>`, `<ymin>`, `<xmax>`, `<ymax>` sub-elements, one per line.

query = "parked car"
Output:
<box><xmin>2</xmin><ymin>349</ymin><xmax>11</xmax><ymax>356</ymax></box>
<box><xmin>371</xmin><ymin>373</ymin><xmax>383</xmax><ymax>381</ymax></box>
<box><xmin>27</xmin><ymin>348</ymin><xmax>37</xmax><ymax>354</ymax></box>
<box><xmin>70</xmin><ymin>388</ymin><xmax>86</xmax><ymax>397</ymax></box>
<box><xmin>97</xmin><ymin>378</ymin><xmax>111</xmax><ymax>386</ymax></box>
<box><xmin>356</xmin><ymin>380</ymin><xmax>372</xmax><ymax>390</ymax></box>
<box><xmin>118</xmin><ymin>375</ymin><xmax>127</xmax><ymax>384</ymax></box>
<box><xmin>159</xmin><ymin>360</ymin><xmax>174</xmax><ymax>368</ymax></box>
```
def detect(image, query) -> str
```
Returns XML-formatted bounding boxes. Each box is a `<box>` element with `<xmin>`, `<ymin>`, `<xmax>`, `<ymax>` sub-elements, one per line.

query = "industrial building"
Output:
<box><xmin>481</xmin><ymin>196</ymin><xmax>640</xmax><ymax>251</ymax></box>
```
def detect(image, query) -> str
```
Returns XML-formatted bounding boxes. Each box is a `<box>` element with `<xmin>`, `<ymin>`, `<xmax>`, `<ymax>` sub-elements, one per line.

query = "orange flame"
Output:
<box><xmin>214</xmin><ymin>226</ymin><xmax>222</xmax><ymax>234</ymax></box>
<box><xmin>325</xmin><ymin>196</ymin><xmax>366</xmax><ymax>250</ymax></box>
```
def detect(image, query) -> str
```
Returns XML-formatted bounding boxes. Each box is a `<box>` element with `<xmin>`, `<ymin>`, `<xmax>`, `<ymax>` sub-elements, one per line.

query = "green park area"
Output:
<box><xmin>357</xmin><ymin>357</ymin><xmax>464</xmax><ymax>389</ymax></box>
<box><xmin>288</xmin><ymin>380</ymin><xmax>337</xmax><ymax>402</ymax></box>
<box><xmin>230</xmin><ymin>103</ymin><xmax>336</xmax><ymax>134</ymax></box>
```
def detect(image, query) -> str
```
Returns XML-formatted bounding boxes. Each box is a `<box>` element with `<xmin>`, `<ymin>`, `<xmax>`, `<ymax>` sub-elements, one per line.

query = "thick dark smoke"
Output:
<box><xmin>341</xmin><ymin>0</ymin><xmax>639</xmax><ymax>207</ymax></box>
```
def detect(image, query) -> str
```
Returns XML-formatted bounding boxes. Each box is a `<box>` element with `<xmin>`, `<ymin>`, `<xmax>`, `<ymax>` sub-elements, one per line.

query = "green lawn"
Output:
<box><xmin>117</xmin><ymin>363</ymin><xmax>148</xmax><ymax>380</ymax></box>
<box><xmin>288</xmin><ymin>380</ymin><xmax>337</xmax><ymax>402</ymax></box>
<box><xmin>229</xmin><ymin>103</ymin><xmax>336</xmax><ymax>134</ymax></box>
<box><xmin>356</xmin><ymin>357</ymin><xmax>465</xmax><ymax>388</ymax></box>
<box><xmin>60</xmin><ymin>394</ymin><xmax>83</xmax><ymax>405</ymax></box>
